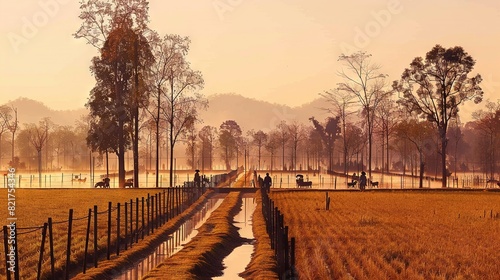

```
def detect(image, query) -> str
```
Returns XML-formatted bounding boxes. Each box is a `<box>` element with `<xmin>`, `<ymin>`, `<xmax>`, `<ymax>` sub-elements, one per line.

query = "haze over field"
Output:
<box><xmin>1</xmin><ymin>0</ymin><xmax>500</xmax><ymax>122</ymax></box>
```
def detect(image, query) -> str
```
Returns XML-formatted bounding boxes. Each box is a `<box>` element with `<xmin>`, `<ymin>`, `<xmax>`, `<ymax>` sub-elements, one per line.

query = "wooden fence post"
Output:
<box><xmin>116</xmin><ymin>203</ymin><xmax>120</xmax><ymax>256</ymax></box>
<box><xmin>83</xmin><ymin>208</ymin><xmax>91</xmax><ymax>273</ymax></box>
<box><xmin>147</xmin><ymin>195</ymin><xmax>150</xmax><ymax>235</ymax></box>
<box><xmin>124</xmin><ymin>202</ymin><xmax>128</xmax><ymax>250</ymax></box>
<box><xmin>36</xmin><ymin>223</ymin><xmax>48</xmax><ymax>280</ymax></box>
<box><xmin>107</xmin><ymin>202</ymin><xmax>112</xmax><ymax>260</ymax></box>
<box><xmin>129</xmin><ymin>199</ymin><xmax>133</xmax><ymax>248</ymax></box>
<box><xmin>48</xmin><ymin>218</ymin><xmax>55</xmax><ymax>278</ymax></box>
<box><xmin>93</xmin><ymin>205</ymin><xmax>98</xmax><ymax>268</ymax></box>
<box><xmin>290</xmin><ymin>237</ymin><xmax>295</xmax><ymax>278</ymax></box>
<box><xmin>135</xmin><ymin>197</ymin><xmax>139</xmax><ymax>243</ymax></box>
<box><xmin>65</xmin><ymin>209</ymin><xmax>73</xmax><ymax>280</ymax></box>
<box><xmin>141</xmin><ymin>197</ymin><xmax>145</xmax><ymax>240</ymax></box>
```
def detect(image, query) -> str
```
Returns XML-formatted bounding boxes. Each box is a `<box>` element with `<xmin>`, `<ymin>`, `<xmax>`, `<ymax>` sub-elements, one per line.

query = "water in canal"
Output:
<box><xmin>113</xmin><ymin>196</ymin><xmax>225</xmax><ymax>279</ymax></box>
<box><xmin>213</xmin><ymin>195</ymin><xmax>257</xmax><ymax>279</ymax></box>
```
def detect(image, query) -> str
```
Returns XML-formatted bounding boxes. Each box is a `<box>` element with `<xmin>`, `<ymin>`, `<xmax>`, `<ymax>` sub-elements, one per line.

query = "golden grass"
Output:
<box><xmin>240</xmin><ymin>189</ymin><xmax>279</xmax><ymax>280</ymax></box>
<box><xmin>270</xmin><ymin>190</ymin><xmax>500</xmax><ymax>280</ymax></box>
<box><xmin>0</xmin><ymin>188</ymin><xmax>186</xmax><ymax>279</ymax></box>
<box><xmin>143</xmin><ymin>191</ymin><xmax>244</xmax><ymax>279</ymax></box>
<box><xmin>72</xmin><ymin>189</ymin><xmax>215</xmax><ymax>279</ymax></box>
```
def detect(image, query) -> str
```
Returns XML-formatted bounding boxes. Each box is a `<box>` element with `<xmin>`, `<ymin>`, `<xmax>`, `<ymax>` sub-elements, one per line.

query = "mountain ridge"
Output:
<box><xmin>2</xmin><ymin>94</ymin><xmax>331</xmax><ymax>130</ymax></box>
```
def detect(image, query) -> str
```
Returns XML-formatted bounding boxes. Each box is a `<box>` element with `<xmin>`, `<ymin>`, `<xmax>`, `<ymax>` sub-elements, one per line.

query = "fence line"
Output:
<box><xmin>259</xmin><ymin>188</ymin><xmax>296</xmax><ymax>279</ymax></box>
<box><xmin>1</xmin><ymin>184</ymin><xmax>210</xmax><ymax>280</ymax></box>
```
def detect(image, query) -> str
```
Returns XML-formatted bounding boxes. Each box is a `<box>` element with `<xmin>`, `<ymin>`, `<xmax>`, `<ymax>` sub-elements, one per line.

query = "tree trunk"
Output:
<box><xmin>155</xmin><ymin>86</ymin><xmax>160</xmax><ymax>188</ymax></box>
<box><xmin>133</xmin><ymin>106</ymin><xmax>139</xmax><ymax>188</ymax></box>
<box><xmin>440</xmin><ymin>128</ymin><xmax>448</xmax><ymax>188</ymax></box>
<box><xmin>38</xmin><ymin>149</ymin><xmax>42</xmax><ymax>187</ymax></box>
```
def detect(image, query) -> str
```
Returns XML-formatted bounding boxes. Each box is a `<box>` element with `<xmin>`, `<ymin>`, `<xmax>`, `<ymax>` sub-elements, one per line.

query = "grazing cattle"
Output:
<box><xmin>370</xmin><ymin>180</ymin><xmax>379</xmax><ymax>188</ymax></box>
<box><xmin>347</xmin><ymin>181</ymin><xmax>357</xmax><ymax>188</ymax></box>
<box><xmin>94</xmin><ymin>177</ymin><xmax>110</xmax><ymax>188</ymax></box>
<box><xmin>486</xmin><ymin>179</ymin><xmax>500</xmax><ymax>188</ymax></box>
<box><xmin>124</xmin><ymin>178</ymin><xmax>134</xmax><ymax>188</ymax></box>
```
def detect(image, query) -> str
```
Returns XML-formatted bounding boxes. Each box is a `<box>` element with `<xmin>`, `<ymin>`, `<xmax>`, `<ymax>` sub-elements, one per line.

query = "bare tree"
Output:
<box><xmin>276</xmin><ymin>121</ymin><xmax>289</xmax><ymax>170</ymax></box>
<box><xmin>147</xmin><ymin>33</ymin><xmax>190</xmax><ymax>187</ymax></box>
<box><xmin>219</xmin><ymin>120</ymin><xmax>242</xmax><ymax>170</ymax></box>
<box><xmin>0</xmin><ymin>106</ymin><xmax>11</xmax><ymax>167</ymax></box>
<box><xmin>394</xmin><ymin>45</ymin><xmax>483</xmax><ymax>187</ymax></box>
<box><xmin>320</xmin><ymin>89</ymin><xmax>357</xmax><ymax>175</ymax></box>
<box><xmin>337</xmin><ymin>52</ymin><xmax>390</xmax><ymax>179</ymax></box>
<box><xmin>0</xmin><ymin>106</ymin><xmax>17</xmax><ymax>165</ymax></box>
<box><xmin>309</xmin><ymin>117</ymin><xmax>341</xmax><ymax>172</ymax></box>
<box><xmin>287</xmin><ymin>121</ymin><xmax>305</xmax><ymax>171</ymax></box>
<box><xmin>394</xmin><ymin>119</ymin><xmax>435</xmax><ymax>188</ymax></box>
<box><xmin>199</xmin><ymin>125</ymin><xmax>217</xmax><ymax>171</ymax></box>
<box><xmin>248</xmin><ymin>129</ymin><xmax>268</xmax><ymax>170</ymax></box>
<box><xmin>265</xmin><ymin>130</ymin><xmax>280</xmax><ymax>171</ymax></box>
<box><xmin>185</xmin><ymin>124</ymin><xmax>197</xmax><ymax>169</ymax></box>
<box><xmin>471</xmin><ymin>100</ymin><xmax>500</xmax><ymax>178</ymax></box>
<box><xmin>26</xmin><ymin>119</ymin><xmax>50</xmax><ymax>187</ymax></box>
<box><xmin>374</xmin><ymin>95</ymin><xmax>399</xmax><ymax>173</ymax></box>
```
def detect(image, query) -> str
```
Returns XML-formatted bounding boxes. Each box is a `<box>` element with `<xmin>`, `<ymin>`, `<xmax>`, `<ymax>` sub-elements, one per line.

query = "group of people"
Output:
<box><xmin>254</xmin><ymin>171</ymin><xmax>272</xmax><ymax>191</ymax></box>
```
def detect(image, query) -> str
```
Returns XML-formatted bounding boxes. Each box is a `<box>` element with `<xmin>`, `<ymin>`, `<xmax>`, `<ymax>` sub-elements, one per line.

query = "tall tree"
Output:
<box><xmin>337</xmin><ymin>52</ymin><xmax>390</xmax><ymax>179</ymax></box>
<box><xmin>148</xmin><ymin>33</ymin><xmax>190</xmax><ymax>187</ymax></box>
<box><xmin>199</xmin><ymin>125</ymin><xmax>217</xmax><ymax>171</ymax></box>
<box><xmin>248</xmin><ymin>129</ymin><xmax>268</xmax><ymax>170</ymax></box>
<box><xmin>394</xmin><ymin>119</ymin><xmax>435</xmax><ymax>188</ymax></box>
<box><xmin>265</xmin><ymin>131</ymin><xmax>280</xmax><ymax>171</ymax></box>
<box><xmin>26</xmin><ymin>119</ymin><xmax>50</xmax><ymax>187</ymax></box>
<box><xmin>287</xmin><ymin>122</ymin><xmax>305</xmax><ymax>171</ymax></box>
<box><xmin>471</xmin><ymin>100</ymin><xmax>500</xmax><ymax>178</ymax></box>
<box><xmin>219</xmin><ymin>120</ymin><xmax>242</xmax><ymax>170</ymax></box>
<box><xmin>394</xmin><ymin>45</ymin><xmax>483</xmax><ymax>187</ymax></box>
<box><xmin>185</xmin><ymin>124</ymin><xmax>197</xmax><ymax>169</ymax></box>
<box><xmin>276</xmin><ymin>121</ymin><xmax>289</xmax><ymax>170</ymax></box>
<box><xmin>320</xmin><ymin>89</ymin><xmax>357</xmax><ymax>175</ymax></box>
<box><xmin>0</xmin><ymin>106</ymin><xmax>12</xmax><ymax>167</ymax></box>
<box><xmin>374</xmin><ymin>96</ymin><xmax>399</xmax><ymax>173</ymax></box>
<box><xmin>0</xmin><ymin>106</ymin><xmax>17</xmax><ymax>164</ymax></box>
<box><xmin>309</xmin><ymin>117</ymin><xmax>341</xmax><ymax>172</ymax></box>
<box><xmin>76</xmin><ymin>0</ymin><xmax>151</xmax><ymax>188</ymax></box>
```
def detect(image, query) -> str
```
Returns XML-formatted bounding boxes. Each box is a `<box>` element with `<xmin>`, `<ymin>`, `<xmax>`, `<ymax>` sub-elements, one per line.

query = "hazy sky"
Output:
<box><xmin>1</xmin><ymin>0</ymin><xmax>499</xmax><ymax>121</ymax></box>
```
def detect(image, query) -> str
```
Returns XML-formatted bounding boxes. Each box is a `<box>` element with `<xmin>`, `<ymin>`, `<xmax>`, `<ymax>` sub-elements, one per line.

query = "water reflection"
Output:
<box><xmin>213</xmin><ymin>195</ymin><xmax>257</xmax><ymax>279</ymax></box>
<box><xmin>113</xmin><ymin>196</ymin><xmax>225</xmax><ymax>279</ymax></box>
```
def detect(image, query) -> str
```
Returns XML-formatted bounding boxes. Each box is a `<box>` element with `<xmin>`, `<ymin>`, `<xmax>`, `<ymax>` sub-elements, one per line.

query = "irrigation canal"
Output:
<box><xmin>112</xmin><ymin>192</ymin><xmax>257</xmax><ymax>279</ymax></box>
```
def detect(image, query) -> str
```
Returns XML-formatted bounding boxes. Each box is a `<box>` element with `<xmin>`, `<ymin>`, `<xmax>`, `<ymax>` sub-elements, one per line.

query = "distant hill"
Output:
<box><xmin>2</xmin><ymin>94</ymin><xmax>332</xmax><ymax>131</ymax></box>
<box><xmin>199</xmin><ymin>93</ymin><xmax>330</xmax><ymax>131</ymax></box>
<box><xmin>2</xmin><ymin>97</ymin><xmax>88</xmax><ymax>127</ymax></box>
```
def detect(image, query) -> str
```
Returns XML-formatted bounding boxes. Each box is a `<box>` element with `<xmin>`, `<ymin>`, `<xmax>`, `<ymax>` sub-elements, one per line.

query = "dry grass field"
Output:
<box><xmin>0</xmin><ymin>188</ymin><xmax>179</xmax><ymax>279</ymax></box>
<box><xmin>270</xmin><ymin>190</ymin><xmax>500</xmax><ymax>280</ymax></box>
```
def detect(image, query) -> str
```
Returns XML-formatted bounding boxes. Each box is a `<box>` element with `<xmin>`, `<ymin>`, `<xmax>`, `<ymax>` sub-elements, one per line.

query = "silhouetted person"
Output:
<box><xmin>194</xmin><ymin>170</ymin><xmax>201</xmax><ymax>188</ymax></box>
<box><xmin>359</xmin><ymin>171</ymin><xmax>367</xmax><ymax>191</ymax></box>
<box><xmin>258</xmin><ymin>175</ymin><xmax>264</xmax><ymax>189</ymax></box>
<box><xmin>264</xmin><ymin>173</ymin><xmax>272</xmax><ymax>191</ymax></box>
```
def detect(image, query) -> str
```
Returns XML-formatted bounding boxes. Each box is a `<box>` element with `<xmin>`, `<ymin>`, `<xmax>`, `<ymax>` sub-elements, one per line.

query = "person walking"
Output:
<box><xmin>264</xmin><ymin>173</ymin><xmax>272</xmax><ymax>192</ymax></box>
<box><xmin>258</xmin><ymin>175</ymin><xmax>264</xmax><ymax>189</ymax></box>
<box><xmin>359</xmin><ymin>171</ymin><xmax>367</xmax><ymax>191</ymax></box>
<box><xmin>194</xmin><ymin>170</ymin><xmax>201</xmax><ymax>188</ymax></box>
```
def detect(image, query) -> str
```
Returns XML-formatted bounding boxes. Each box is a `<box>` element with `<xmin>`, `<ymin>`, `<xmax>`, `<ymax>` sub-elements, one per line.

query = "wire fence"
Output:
<box><xmin>0</xmin><ymin>172</ymin><xmax>236</xmax><ymax>280</ymax></box>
